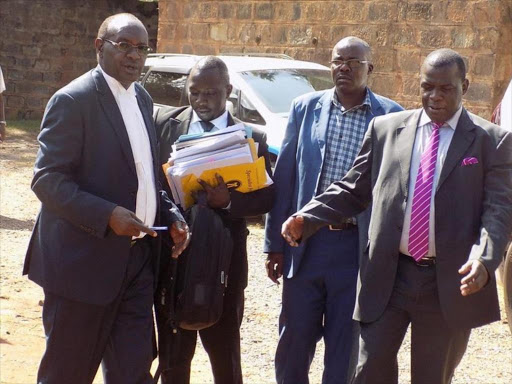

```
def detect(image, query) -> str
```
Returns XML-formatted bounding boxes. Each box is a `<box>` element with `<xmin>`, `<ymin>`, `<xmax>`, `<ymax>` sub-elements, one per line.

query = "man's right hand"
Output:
<box><xmin>108</xmin><ymin>206</ymin><xmax>157</xmax><ymax>238</ymax></box>
<box><xmin>266</xmin><ymin>252</ymin><xmax>284</xmax><ymax>284</ymax></box>
<box><xmin>281</xmin><ymin>215</ymin><xmax>304</xmax><ymax>247</ymax></box>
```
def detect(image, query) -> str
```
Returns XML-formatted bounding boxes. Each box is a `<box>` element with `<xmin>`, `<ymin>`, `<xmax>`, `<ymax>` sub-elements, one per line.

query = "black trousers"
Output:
<box><xmin>157</xmin><ymin>285</ymin><xmax>245</xmax><ymax>384</ymax></box>
<box><xmin>37</xmin><ymin>240</ymin><xmax>155</xmax><ymax>384</ymax></box>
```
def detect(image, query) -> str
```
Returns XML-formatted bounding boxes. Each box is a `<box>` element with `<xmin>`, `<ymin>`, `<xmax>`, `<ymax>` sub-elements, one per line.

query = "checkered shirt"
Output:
<box><xmin>317</xmin><ymin>89</ymin><xmax>372</xmax><ymax>194</ymax></box>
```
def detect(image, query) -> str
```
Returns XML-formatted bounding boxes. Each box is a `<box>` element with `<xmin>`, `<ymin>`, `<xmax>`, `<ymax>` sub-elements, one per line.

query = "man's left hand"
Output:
<box><xmin>169</xmin><ymin>221</ymin><xmax>190</xmax><ymax>258</ymax></box>
<box><xmin>459</xmin><ymin>259</ymin><xmax>489</xmax><ymax>296</ymax></box>
<box><xmin>197</xmin><ymin>173</ymin><xmax>231</xmax><ymax>209</ymax></box>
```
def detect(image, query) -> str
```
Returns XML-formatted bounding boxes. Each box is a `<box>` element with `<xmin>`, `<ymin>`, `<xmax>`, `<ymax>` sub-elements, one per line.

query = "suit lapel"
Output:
<box><xmin>436</xmin><ymin>108</ymin><xmax>476</xmax><ymax>191</ymax></box>
<box><xmin>313</xmin><ymin>89</ymin><xmax>334</xmax><ymax>161</ymax></box>
<box><xmin>396</xmin><ymin>109</ymin><xmax>422</xmax><ymax>197</ymax></box>
<box><xmin>93</xmin><ymin>68</ymin><xmax>136</xmax><ymax>176</ymax></box>
<box><xmin>170</xmin><ymin>107</ymin><xmax>193</xmax><ymax>146</ymax></box>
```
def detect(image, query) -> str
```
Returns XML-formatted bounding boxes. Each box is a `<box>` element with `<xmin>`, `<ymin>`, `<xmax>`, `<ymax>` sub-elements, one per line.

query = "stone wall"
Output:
<box><xmin>158</xmin><ymin>0</ymin><xmax>512</xmax><ymax>119</ymax></box>
<box><xmin>0</xmin><ymin>0</ymin><xmax>158</xmax><ymax>119</ymax></box>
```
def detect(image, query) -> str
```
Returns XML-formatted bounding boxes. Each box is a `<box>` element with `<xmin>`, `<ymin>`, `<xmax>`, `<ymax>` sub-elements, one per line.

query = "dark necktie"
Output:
<box><xmin>408</xmin><ymin>121</ymin><xmax>443</xmax><ymax>261</ymax></box>
<box><xmin>199</xmin><ymin>120</ymin><xmax>215</xmax><ymax>132</ymax></box>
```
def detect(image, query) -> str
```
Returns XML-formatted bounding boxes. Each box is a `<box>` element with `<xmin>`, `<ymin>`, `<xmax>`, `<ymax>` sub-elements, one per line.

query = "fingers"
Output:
<box><xmin>108</xmin><ymin>206</ymin><xmax>156</xmax><ymax>237</ymax></box>
<box><xmin>265</xmin><ymin>259</ymin><xmax>281</xmax><ymax>284</ymax></box>
<box><xmin>136</xmin><ymin>222</ymin><xmax>157</xmax><ymax>237</ymax></box>
<box><xmin>170</xmin><ymin>221</ymin><xmax>191</xmax><ymax>258</ymax></box>
<box><xmin>281</xmin><ymin>216</ymin><xmax>304</xmax><ymax>247</ymax></box>
<box><xmin>215</xmin><ymin>173</ymin><xmax>226</xmax><ymax>185</ymax></box>
<box><xmin>265</xmin><ymin>259</ymin><xmax>277</xmax><ymax>283</ymax></box>
<box><xmin>197</xmin><ymin>178</ymin><xmax>213</xmax><ymax>193</ymax></box>
<box><xmin>459</xmin><ymin>260</ymin><xmax>489</xmax><ymax>296</ymax></box>
<box><xmin>266</xmin><ymin>253</ymin><xmax>283</xmax><ymax>285</ymax></box>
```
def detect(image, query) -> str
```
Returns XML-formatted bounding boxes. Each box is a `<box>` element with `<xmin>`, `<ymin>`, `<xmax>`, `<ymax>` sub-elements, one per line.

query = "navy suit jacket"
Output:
<box><xmin>24</xmin><ymin>67</ymin><xmax>182</xmax><ymax>306</ymax></box>
<box><xmin>264</xmin><ymin>88</ymin><xmax>403</xmax><ymax>278</ymax></box>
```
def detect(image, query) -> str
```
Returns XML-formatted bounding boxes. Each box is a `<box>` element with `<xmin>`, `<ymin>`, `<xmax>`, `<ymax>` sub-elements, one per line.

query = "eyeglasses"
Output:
<box><xmin>103</xmin><ymin>39</ymin><xmax>153</xmax><ymax>55</ymax></box>
<box><xmin>330</xmin><ymin>59</ymin><xmax>370</xmax><ymax>69</ymax></box>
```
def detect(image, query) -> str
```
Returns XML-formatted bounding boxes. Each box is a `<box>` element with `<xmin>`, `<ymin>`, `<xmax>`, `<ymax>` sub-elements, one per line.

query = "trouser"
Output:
<box><xmin>158</xmin><ymin>285</ymin><xmax>245</xmax><ymax>384</ymax></box>
<box><xmin>37</xmin><ymin>240</ymin><xmax>155</xmax><ymax>384</ymax></box>
<box><xmin>352</xmin><ymin>254</ymin><xmax>471</xmax><ymax>384</ymax></box>
<box><xmin>276</xmin><ymin>226</ymin><xmax>360</xmax><ymax>384</ymax></box>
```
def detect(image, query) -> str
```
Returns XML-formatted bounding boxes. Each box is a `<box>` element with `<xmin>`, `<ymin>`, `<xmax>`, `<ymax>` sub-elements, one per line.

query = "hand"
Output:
<box><xmin>266</xmin><ymin>252</ymin><xmax>284</xmax><ymax>284</ymax></box>
<box><xmin>197</xmin><ymin>174</ymin><xmax>231</xmax><ymax>209</ymax></box>
<box><xmin>108</xmin><ymin>206</ymin><xmax>157</xmax><ymax>237</ymax></box>
<box><xmin>281</xmin><ymin>215</ymin><xmax>304</xmax><ymax>247</ymax></box>
<box><xmin>459</xmin><ymin>259</ymin><xmax>489</xmax><ymax>296</ymax></box>
<box><xmin>169</xmin><ymin>221</ymin><xmax>190</xmax><ymax>258</ymax></box>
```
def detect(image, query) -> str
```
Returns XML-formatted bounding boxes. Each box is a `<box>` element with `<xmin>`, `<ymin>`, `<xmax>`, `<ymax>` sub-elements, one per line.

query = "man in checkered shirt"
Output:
<box><xmin>264</xmin><ymin>37</ymin><xmax>403</xmax><ymax>384</ymax></box>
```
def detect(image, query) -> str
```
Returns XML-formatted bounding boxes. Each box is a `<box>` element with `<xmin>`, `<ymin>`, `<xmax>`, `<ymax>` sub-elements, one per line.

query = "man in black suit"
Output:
<box><xmin>23</xmin><ymin>13</ymin><xmax>189</xmax><ymax>384</ymax></box>
<box><xmin>154</xmin><ymin>56</ymin><xmax>275</xmax><ymax>384</ymax></box>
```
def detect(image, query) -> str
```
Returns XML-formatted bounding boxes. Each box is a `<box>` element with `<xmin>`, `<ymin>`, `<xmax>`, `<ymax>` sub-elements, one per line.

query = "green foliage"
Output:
<box><xmin>7</xmin><ymin>120</ymin><xmax>41</xmax><ymax>135</ymax></box>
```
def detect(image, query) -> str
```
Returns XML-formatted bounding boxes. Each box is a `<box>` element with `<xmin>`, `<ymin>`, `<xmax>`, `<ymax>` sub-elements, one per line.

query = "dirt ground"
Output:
<box><xmin>1</xmin><ymin>126</ymin><xmax>511</xmax><ymax>384</ymax></box>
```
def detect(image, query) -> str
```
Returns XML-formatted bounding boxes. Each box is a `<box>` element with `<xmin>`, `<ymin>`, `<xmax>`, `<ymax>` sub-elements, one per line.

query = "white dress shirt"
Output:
<box><xmin>189</xmin><ymin>110</ymin><xmax>229</xmax><ymax>133</ymax></box>
<box><xmin>100</xmin><ymin>66</ymin><xmax>157</xmax><ymax>238</ymax></box>
<box><xmin>399</xmin><ymin>107</ymin><xmax>463</xmax><ymax>257</ymax></box>
<box><xmin>0</xmin><ymin>66</ymin><xmax>5</xmax><ymax>93</ymax></box>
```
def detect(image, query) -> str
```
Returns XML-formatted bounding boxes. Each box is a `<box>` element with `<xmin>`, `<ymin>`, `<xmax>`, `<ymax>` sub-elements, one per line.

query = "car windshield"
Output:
<box><xmin>238</xmin><ymin>69</ymin><xmax>333</xmax><ymax>115</ymax></box>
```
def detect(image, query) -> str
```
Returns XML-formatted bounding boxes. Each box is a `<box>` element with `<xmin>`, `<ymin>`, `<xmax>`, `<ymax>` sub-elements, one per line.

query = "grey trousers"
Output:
<box><xmin>352</xmin><ymin>254</ymin><xmax>471</xmax><ymax>384</ymax></box>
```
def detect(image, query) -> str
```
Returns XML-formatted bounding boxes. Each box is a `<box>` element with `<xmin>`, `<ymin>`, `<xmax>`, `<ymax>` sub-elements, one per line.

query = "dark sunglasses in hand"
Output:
<box><xmin>329</xmin><ymin>59</ymin><xmax>370</xmax><ymax>69</ymax></box>
<box><xmin>103</xmin><ymin>39</ymin><xmax>153</xmax><ymax>55</ymax></box>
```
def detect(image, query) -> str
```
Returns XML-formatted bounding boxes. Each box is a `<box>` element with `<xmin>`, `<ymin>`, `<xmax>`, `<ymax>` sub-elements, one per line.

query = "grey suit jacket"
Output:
<box><xmin>24</xmin><ymin>67</ymin><xmax>183</xmax><ymax>305</ymax></box>
<box><xmin>299</xmin><ymin>108</ymin><xmax>512</xmax><ymax>329</ymax></box>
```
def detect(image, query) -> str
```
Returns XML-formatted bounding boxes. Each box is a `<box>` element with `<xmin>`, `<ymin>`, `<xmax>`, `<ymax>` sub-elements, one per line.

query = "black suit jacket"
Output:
<box><xmin>154</xmin><ymin>106</ymin><xmax>275</xmax><ymax>289</ymax></box>
<box><xmin>24</xmin><ymin>67</ymin><xmax>183</xmax><ymax>305</ymax></box>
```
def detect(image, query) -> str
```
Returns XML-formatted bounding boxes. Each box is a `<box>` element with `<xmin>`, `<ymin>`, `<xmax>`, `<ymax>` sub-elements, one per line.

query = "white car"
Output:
<box><xmin>140</xmin><ymin>53</ymin><xmax>333</xmax><ymax>159</ymax></box>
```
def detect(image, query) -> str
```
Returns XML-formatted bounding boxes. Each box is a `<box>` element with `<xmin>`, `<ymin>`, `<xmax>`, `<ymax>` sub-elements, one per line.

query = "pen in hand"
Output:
<box><xmin>150</xmin><ymin>226</ymin><xmax>169</xmax><ymax>231</ymax></box>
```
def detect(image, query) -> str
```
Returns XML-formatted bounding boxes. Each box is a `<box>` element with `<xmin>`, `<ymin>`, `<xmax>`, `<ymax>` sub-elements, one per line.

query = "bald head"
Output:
<box><xmin>97</xmin><ymin>13</ymin><xmax>146</xmax><ymax>40</ymax></box>
<box><xmin>333</xmin><ymin>36</ymin><xmax>372</xmax><ymax>62</ymax></box>
<box><xmin>190</xmin><ymin>56</ymin><xmax>230</xmax><ymax>85</ymax></box>
<box><xmin>423</xmin><ymin>48</ymin><xmax>466</xmax><ymax>81</ymax></box>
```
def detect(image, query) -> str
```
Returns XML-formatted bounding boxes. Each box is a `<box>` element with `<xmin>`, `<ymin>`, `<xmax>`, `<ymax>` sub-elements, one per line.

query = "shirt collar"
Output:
<box><xmin>191</xmin><ymin>109</ymin><xmax>229</xmax><ymax>130</ymax></box>
<box><xmin>331</xmin><ymin>87</ymin><xmax>371</xmax><ymax>113</ymax></box>
<box><xmin>419</xmin><ymin>106</ymin><xmax>463</xmax><ymax>131</ymax></box>
<box><xmin>98</xmin><ymin>65</ymin><xmax>136</xmax><ymax>97</ymax></box>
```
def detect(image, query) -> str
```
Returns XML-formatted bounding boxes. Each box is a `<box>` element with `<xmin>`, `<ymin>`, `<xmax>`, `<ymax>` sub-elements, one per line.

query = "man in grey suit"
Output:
<box><xmin>281</xmin><ymin>49</ymin><xmax>512</xmax><ymax>384</ymax></box>
<box><xmin>24</xmin><ymin>13</ymin><xmax>189</xmax><ymax>384</ymax></box>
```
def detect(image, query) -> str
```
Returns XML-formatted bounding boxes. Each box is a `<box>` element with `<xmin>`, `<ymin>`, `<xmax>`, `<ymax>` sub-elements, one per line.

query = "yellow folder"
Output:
<box><xmin>181</xmin><ymin>156</ymin><xmax>267</xmax><ymax>209</ymax></box>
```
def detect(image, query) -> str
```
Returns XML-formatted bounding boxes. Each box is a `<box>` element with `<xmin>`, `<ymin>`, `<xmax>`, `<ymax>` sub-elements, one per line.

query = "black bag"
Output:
<box><xmin>157</xmin><ymin>199</ymin><xmax>233</xmax><ymax>332</ymax></box>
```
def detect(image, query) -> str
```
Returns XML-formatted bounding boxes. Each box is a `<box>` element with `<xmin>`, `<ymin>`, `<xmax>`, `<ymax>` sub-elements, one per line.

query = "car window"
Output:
<box><xmin>238</xmin><ymin>69</ymin><xmax>333</xmax><ymax>114</ymax></box>
<box><xmin>144</xmin><ymin>71</ymin><xmax>188</xmax><ymax>106</ymax></box>
<box><xmin>239</xmin><ymin>92</ymin><xmax>265</xmax><ymax>125</ymax></box>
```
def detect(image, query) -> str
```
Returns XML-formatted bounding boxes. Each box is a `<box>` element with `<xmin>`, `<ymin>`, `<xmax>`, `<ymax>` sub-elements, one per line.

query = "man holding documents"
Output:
<box><xmin>264</xmin><ymin>37</ymin><xmax>403</xmax><ymax>383</ymax></box>
<box><xmin>23</xmin><ymin>13</ymin><xmax>189</xmax><ymax>384</ymax></box>
<box><xmin>155</xmin><ymin>56</ymin><xmax>275</xmax><ymax>384</ymax></box>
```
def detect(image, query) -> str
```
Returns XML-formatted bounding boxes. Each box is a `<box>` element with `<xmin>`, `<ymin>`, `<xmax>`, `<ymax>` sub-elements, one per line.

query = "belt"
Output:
<box><xmin>328</xmin><ymin>223</ymin><xmax>358</xmax><ymax>231</ymax></box>
<box><xmin>400</xmin><ymin>253</ymin><xmax>436</xmax><ymax>267</ymax></box>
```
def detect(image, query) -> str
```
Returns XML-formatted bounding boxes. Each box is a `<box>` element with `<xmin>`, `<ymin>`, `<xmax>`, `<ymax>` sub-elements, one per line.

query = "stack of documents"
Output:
<box><xmin>163</xmin><ymin>123</ymin><xmax>272</xmax><ymax>209</ymax></box>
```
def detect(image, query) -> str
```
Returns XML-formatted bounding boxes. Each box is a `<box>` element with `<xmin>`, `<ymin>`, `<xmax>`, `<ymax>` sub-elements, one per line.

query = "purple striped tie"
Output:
<box><xmin>408</xmin><ymin>121</ymin><xmax>442</xmax><ymax>261</ymax></box>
